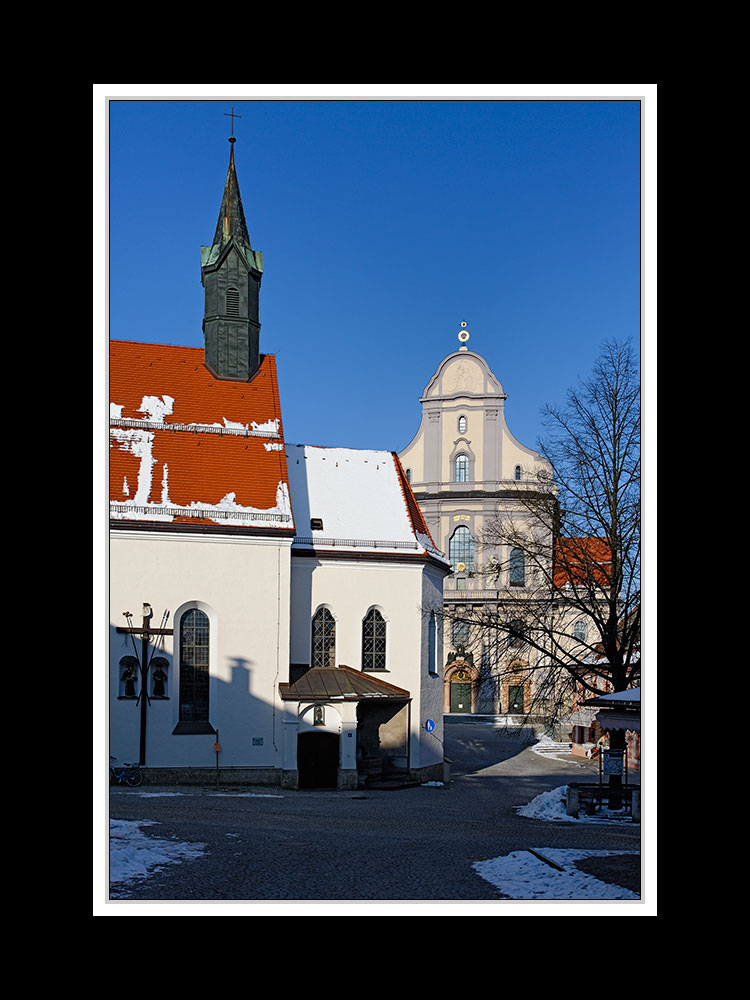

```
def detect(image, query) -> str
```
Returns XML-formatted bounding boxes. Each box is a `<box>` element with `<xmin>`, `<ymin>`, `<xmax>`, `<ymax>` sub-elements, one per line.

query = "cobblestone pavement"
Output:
<box><xmin>106</xmin><ymin>720</ymin><xmax>644</xmax><ymax>907</ymax></box>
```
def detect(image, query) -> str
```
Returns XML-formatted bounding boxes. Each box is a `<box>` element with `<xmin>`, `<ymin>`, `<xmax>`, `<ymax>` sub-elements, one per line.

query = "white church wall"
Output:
<box><xmin>110</xmin><ymin>531</ymin><xmax>292</xmax><ymax>770</ymax></box>
<box><xmin>288</xmin><ymin>555</ymin><xmax>446</xmax><ymax>774</ymax></box>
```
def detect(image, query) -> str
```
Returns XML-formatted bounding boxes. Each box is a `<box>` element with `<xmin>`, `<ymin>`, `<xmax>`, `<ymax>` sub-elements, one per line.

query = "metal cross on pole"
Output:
<box><xmin>116</xmin><ymin>603</ymin><xmax>174</xmax><ymax>766</ymax></box>
<box><xmin>224</xmin><ymin>106</ymin><xmax>242</xmax><ymax>139</ymax></box>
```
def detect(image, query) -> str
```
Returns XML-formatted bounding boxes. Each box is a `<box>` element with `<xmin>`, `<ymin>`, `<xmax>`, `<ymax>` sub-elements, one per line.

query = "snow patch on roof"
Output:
<box><xmin>138</xmin><ymin>395</ymin><xmax>174</xmax><ymax>422</ymax></box>
<box><xmin>110</xmin><ymin>480</ymin><xmax>292</xmax><ymax>527</ymax></box>
<box><xmin>285</xmin><ymin>444</ymin><xmax>448</xmax><ymax>560</ymax></box>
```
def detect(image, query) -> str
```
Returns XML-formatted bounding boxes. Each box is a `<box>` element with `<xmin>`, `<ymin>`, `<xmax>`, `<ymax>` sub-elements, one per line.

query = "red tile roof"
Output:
<box><xmin>109</xmin><ymin>341</ymin><xmax>293</xmax><ymax>531</ymax></box>
<box><xmin>553</xmin><ymin>537</ymin><xmax>611</xmax><ymax>588</ymax></box>
<box><xmin>391</xmin><ymin>452</ymin><xmax>441</xmax><ymax>552</ymax></box>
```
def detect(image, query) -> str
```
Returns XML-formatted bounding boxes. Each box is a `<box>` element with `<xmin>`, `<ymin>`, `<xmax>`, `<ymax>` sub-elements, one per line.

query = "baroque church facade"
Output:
<box><xmin>398</xmin><ymin>327</ymin><xmax>555</xmax><ymax>718</ymax></box>
<box><xmin>109</xmin><ymin>138</ymin><xmax>450</xmax><ymax>789</ymax></box>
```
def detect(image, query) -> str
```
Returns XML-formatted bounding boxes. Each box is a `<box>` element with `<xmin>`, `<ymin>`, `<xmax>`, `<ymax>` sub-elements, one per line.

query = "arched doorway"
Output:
<box><xmin>444</xmin><ymin>659</ymin><xmax>478</xmax><ymax>714</ymax></box>
<box><xmin>297</xmin><ymin>732</ymin><xmax>340</xmax><ymax>789</ymax></box>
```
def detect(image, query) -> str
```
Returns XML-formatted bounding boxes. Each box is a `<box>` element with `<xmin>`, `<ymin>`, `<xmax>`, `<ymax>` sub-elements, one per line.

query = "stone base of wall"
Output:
<box><xmin>413</xmin><ymin>760</ymin><xmax>449</xmax><ymax>784</ymax></box>
<box><xmin>138</xmin><ymin>767</ymin><xmax>282</xmax><ymax>787</ymax></box>
<box><xmin>338</xmin><ymin>767</ymin><xmax>358</xmax><ymax>790</ymax></box>
<box><xmin>135</xmin><ymin>760</ymin><xmax>451</xmax><ymax>789</ymax></box>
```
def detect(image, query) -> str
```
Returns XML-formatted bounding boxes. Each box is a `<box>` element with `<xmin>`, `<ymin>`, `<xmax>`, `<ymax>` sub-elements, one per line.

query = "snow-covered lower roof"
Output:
<box><xmin>588</xmin><ymin>688</ymin><xmax>640</xmax><ymax>704</ymax></box>
<box><xmin>285</xmin><ymin>444</ymin><xmax>447</xmax><ymax>563</ymax></box>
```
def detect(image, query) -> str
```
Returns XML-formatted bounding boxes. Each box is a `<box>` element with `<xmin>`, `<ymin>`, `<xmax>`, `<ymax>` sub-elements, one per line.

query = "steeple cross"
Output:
<box><xmin>224</xmin><ymin>106</ymin><xmax>242</xmax><ymax>138</ymax></box>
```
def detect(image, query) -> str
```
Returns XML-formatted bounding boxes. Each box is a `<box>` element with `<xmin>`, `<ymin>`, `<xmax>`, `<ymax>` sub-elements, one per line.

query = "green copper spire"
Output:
<box><xmin>201</xmin><ymin>134</ymin><xmax>264</xmax><ymax>382</ymax></box>
<box><xmin>211</xmin><ymin>140</ymin><xmax>252</xmax><ymax>250</ymax></box>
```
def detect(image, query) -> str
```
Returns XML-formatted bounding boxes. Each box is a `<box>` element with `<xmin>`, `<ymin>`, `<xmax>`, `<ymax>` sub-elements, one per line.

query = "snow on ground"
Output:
<box><xmin>464</xmin><ymin>785</ymin><xmax>640</xmax><ymax>899</ymax></box>
<box><xmin>473</xmin><ymin>848</ymin><xmax>638</xmax><ymax>900</ymax></box>
<box><xmin>109</xmin><ymin>819</ymin><xmax>206</xmax><ymax>894</ymax></box>
<box><xmin>109</xmin><ymin>785</ymin><xmax>638</xmax><ymax>901</ymax></box>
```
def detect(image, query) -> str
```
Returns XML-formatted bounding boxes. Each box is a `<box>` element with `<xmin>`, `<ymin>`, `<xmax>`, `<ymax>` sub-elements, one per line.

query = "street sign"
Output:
<box><xmin>601</xmin><ymin>749</ymin><xmax>624</xmax><ymax>775</ymax></box>
<box><xmin>425</xmin><ymin>719</ymin><xmax>436</xmax><ymax>733</ymax></box>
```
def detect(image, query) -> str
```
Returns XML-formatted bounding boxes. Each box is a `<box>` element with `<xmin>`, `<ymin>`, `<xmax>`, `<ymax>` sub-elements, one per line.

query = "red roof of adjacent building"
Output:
<box><xmin>553</xmin><ymin>537</ymin><xmax>612</xmax><ymax>588</ymax></box>
<box><xmin>109</xmin><ymin>341</ymin><xmax>294</xmax><ymax>531</ymax></box>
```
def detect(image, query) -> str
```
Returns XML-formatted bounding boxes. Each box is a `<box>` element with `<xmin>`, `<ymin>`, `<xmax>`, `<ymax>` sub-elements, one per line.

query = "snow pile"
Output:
<box><xmin>473</xmin><ymin>848</ymin><xmax>639</xmax><ymax>900</ymax></box>
<box><xmin>109</xmin><ymin>819</ymin><xmax>205</xmax><ymax>891</ymax></box>
<box><xmin>518</xmin><ymin>785</ymin><xmax>575</xmax><ymax>821</ymax></box>
<box><xmin>517</xmin><ymin>785</ymin><xmax>639</xmax><ymax>825</ymax></box>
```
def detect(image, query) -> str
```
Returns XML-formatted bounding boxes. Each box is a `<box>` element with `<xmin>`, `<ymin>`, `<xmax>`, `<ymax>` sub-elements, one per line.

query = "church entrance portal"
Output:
<box><xmin>450</xmin><ymin>680</ymin><xmax>472</xmax><ymax>713</ymax></box>
<box><xmin>297</xmin><ymin>732</ymin><xmax>340</xmax><ymax>789</ymax></box>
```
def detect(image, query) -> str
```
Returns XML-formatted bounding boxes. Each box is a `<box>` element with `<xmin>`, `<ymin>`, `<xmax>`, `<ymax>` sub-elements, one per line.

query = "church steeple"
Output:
<box><xmin>201</xmin><ymin>131</ymin><xmax>264</xmax><ymax>381</ymax></box>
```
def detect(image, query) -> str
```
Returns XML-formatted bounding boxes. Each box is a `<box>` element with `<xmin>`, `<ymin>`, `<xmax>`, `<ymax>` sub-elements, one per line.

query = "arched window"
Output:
<box><xmin>405</xmin><ymin>468</ymin><xmax>411</xmax><ymax>483</ymax></box>
<box><xmin>509</xmin><ymin>547</ymin><xmax>525</xmax><ymax>587</ymax></box>
<box><xmin>428</xmin><ymin>611</ymin><xmax>438</xmax><ymax>674</ymax></box>
<box><xmin>449</xmin><ymin>525</ymin><xmax>474</xmax><ymax>572</ymax></box>
<box><xmin>179</xmin><ymin>609</ymin><xmax>210</xmax><ymax>722</ymax></box>
<box><xmin>312</xmin><ymin>607</ymin><xmax>336</xmax><ymax>668</ymax></box>
<box><xmin>455</xmin><ymin>454</ymin><xmax>469</xmax><ymax>482</ymax></box>
<box><xmin>458</xmin><ymin>415</ymin><xmax>467</xmax><ymax>433</ymax></box>
<box><xmin>226</xmin><ymin>286</ymin><xmax>240</xmax><ymax>317</ymax></box>
<box><xmin>362</xmin><ymin>608</ymin><xmax>386</xmax><ymax>671</ymax></box>
<box><xmin>573</xmin><ymin>620</ymin><xmax>588</xmax><ymax>643</ymax></box>
<box><xmin>514</xmin><ymin>465</ymin><xmax>522</xmax><ymax>481</ymax></box>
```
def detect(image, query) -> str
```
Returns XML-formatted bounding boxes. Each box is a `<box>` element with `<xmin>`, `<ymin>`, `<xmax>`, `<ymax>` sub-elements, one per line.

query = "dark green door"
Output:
<box><xmin>451</xmin><ymin>682</ymin><xmax>472</xmax><ymax>713</ymax></box>
<box><xmin>508</xmin><ymin>685</ymin><xmax>525</xmax><ymax>714</ymax></box>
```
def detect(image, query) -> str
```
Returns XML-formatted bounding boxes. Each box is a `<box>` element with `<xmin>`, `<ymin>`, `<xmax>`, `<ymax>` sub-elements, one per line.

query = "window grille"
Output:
<box><xmin>455</xmin><ymin>455</ymin><xmax>469</xmax><ymax>482</ymax></box>
<box><xmin>312</xmin><ymin>608</ymin><xmax>336</xmax><ymax>668</ymax></box>
<box><xmin>362</xmin><ymin>608</ymin><xmax>387</xmax><ymax>671</ymax></box>
<box><xmin>179</xmin><ymin>609</ymin><xmax>210</xmax><ymax>721</ymax></box>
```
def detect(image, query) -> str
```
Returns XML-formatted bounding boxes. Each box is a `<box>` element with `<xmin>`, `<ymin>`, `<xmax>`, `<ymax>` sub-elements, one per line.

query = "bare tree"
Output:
<box><xmin>436</xmin><ymin>340</ymin><xmax>641</xmax><ymax>775</ymax></box>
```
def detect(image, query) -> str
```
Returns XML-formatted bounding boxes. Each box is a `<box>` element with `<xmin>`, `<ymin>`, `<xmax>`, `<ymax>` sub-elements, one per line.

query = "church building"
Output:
<box><xmin>398</xmin><ymin>326</ymin><xmax>553</xmax><ymax>717</ymax></box>
<box><xmin>109</xmin><ymin>137</ymin><xmax>450</xmax><ymax>789</ymax></box>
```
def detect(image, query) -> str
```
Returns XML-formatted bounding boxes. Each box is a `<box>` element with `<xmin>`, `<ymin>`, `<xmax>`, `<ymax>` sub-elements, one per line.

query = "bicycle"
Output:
<box><xmin>110</xmin><ymin>755</ymin><xmax>144</xmax><ymax>787</ymax></box>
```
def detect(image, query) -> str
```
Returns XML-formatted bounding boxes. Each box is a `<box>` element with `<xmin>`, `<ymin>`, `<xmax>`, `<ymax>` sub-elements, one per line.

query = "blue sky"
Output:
<box><xmin>103</xmin><ymin>89</ymin><xmax>646</xmax><ymax>456</ymax></box>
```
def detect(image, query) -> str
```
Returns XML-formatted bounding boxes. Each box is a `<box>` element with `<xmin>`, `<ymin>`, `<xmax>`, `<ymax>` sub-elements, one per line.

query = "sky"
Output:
<box><xmin>101</xmin><ymin>87</ymin><xmax>650</xmax><ymax>457</ymax></box>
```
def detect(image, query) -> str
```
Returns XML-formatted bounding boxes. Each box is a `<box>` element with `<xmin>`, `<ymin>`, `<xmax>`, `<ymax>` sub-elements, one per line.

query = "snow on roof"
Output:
<box><xmin>589</xmin><ymin>688</ymin><xmax>640</xmax><ymax>704</ymax></box>
<box><xmin>285</xmin><ymin>444</ymin><xmax>447</xmax><ymax>562</ymax></box>
<box><xmin>109</xmin><ymin>341</ymin><xmax>293</xmax><ymax>530</ymax></box>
